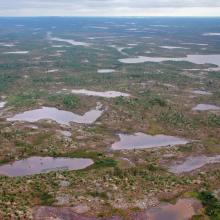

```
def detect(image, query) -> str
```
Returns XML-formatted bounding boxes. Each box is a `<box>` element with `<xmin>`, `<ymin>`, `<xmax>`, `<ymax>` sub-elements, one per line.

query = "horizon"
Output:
<box><xmin>1</xmin><ymin>0</ymin><xmax>220</xmax><ymax>17</ymax></box>
<box><xmin>1</xmin><ymin>15</ymin><xmax>220</xmax><ymax>18</ymax></box>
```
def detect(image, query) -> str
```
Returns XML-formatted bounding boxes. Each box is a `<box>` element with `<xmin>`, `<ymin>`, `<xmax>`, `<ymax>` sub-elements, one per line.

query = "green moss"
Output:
<box><xmin>93</xmin><ymin>158</ymin><xmax>117</xmax><ymax>169</ymax></box>
<box><xmin>0</xmin><ymin>73</ymin><xmax>19</xmax><ymax>92</ymax></box>
<box><xmin>63</xmin><ymin>94</ymin><xmax>80</xmax><ymax>109</ymax></box>
<box><xmin>191</xmin><ymin>215</ymin><xmax>205</xmax><ymax>220</ymax></box>
<box><xmin>192</xmin><ymin>191</ymin><xmax>220</xmax><ymax>219</ymax></box>
<box><xmin>88</xmin><ymin>191</ymin><xmax>108</xmax><ymax>199</ymax></box>
<box><xmin>60</xmin><ymin>150</ymin><xmax>103</xmax><ymax>160</ymax></box>
<box><xmin>207</xmin><ymin>114</ymin><xmax>220</xmax><ymax>127</ymax></box>
<box><xmin>40</xmin><ymin>192</ymin><xmax>55</xmax><ymax>205</ymax></box>
<box><xmin>8</xmin><ymin>90</ymin><xmax>46</xmax><ymax>107</ymax></box>
<box><xmin>159</xmin><ymin>109</ymin><xmax>194</xmax><ymax>129</ymax></box>
<box><xmin>48</xmin><ymin>94</ymin><xmax>80</xmax><ymax>109</ymax></box>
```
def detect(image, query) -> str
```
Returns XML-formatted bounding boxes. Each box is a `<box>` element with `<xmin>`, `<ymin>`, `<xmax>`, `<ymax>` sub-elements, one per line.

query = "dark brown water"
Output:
<box><xmin>32</xmin><ymin>198</ymin><xmax>201</xmax><ymax>220</ymax></box>
<box><xmin>135</xmin><ymin>198</ymin><xmax>202</xmax><ymax>220</ymax></box>
<box><xmin>33</xmin><ymin>206</ymin><xmax>122</xmax><ymax>220</ymax></box>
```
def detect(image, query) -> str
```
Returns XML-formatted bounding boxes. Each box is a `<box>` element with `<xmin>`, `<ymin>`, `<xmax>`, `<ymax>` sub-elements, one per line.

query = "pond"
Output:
<box><xmin>160</xmin><ymin>46</ymin><xmax>189</xmax><ymax>49</ymax></box>
<box><xmin>0</xmin><ymin>101</ymin><xmax>6</xmax><ymax>108</ymax></box>
<box><xmin>111</xmin><ymin>132</ymin><xmax>189</xmax><ymax>150</ymax></box>
<box><xmin>48</xmin><ymin>32</ymin><xmax>89</xmax><ymax>47</ymax></box>
<box><xmin>46</xmin><ymin>69</ymin><xmax>59</xmax><ymax>73</ymax></box>
<box><xmin>203</xmin><ymin>33</ymin><xmax>220</xmax><ymax>36</ymax></box>
<box><xmin>33</xmin><ymin>206</ymin><xmax>122</xmax><ymax>220</ymax></box>
<box><xmin>193</xmin><ymin>104</ymin><xmax>220</xmax><ymax>111</ymax></box>
<box><xmin>0</xmin><ymin>157</ymin><xmax>94</xmax><ymax>177</ymax></box>
<box><xmin>144</xmin><ymin>198</ymin><xmax>202</xmax><ymax>220</ymax></box>
<box><xmin>3</xmin><ymin>51</ymin><xmax>29</xmax><ymax>54</ymax></box>
<box><xmin>71</xmin><ymin>89</ymin><xmax>130</xmax><ymax>98</ymax></box>
<box><xmin>7</xmin><ymin>106</ymin><xmax>103</xmax><ymax>125</ymax></box>
<box><xmin>0</xmin><ymin>43</ymin><xmax>15</xmax><ymax>47</ymax></box>
<box><xmin>119</xmin><ymin>54</ymin><xmax>220</xmax><ymax>67</ymax></box>
<box><xmin>97</xmin><ymin>69</ymin><xmax>115</xmax><ymax>73</ymax></box>
<box><xmin>169</xmin><ymin>155</ymin><xmax>220</xmax><ymax>174</ymax></box>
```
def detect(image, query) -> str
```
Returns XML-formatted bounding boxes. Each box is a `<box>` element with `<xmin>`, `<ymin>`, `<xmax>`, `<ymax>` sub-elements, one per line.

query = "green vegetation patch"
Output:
<box><xmin>53</xmin><ymin>150</ymin><xmax>117</xmax><ymax>169</ymax></box>
<box><xmin>207</xmin><ymin>114</ymin><xmax>220</xmax><ymax>127</ymax></box>
<box><xmin>48</xmin><ymin>94</ymin><xmax>80</xmax><ymax>109</ymax></box>
<box><xmin>190</xmin><ymin>191</ymin><xmax>220</xmax><ymax>219</ymax></box>
<box><xmin>8</xmin><ymin>90</ymin><xmax>46</xmax><ymax>107</ymax></box>
<box><xmin>114</xmin><ymin>91</ymin><xmax>167</xmax><ymax>109</ymax></box>
<box><xmin>0</xmin><ymin>73</ymin><xmax>19</xmax><ymax>92</ymax></box>
<box><xmin>93</xmin><ymin>158</ymin><xmax>117</xmax><ymax>169</ymax></box>
<box><xmin>159</xmin><ymin>109</ymin><xmax>195</xmax><ymax>129</ymax></box>
<box><xmin>198</xmin><ymin>191</ymin><xmax>220</xmax><ymax>219</ymax></box>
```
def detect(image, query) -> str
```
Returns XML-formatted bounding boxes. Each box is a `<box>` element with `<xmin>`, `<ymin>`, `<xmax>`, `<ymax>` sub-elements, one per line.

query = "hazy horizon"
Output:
<box><xmin>1</xmin><ymin>0</ymin><xmax>220</xmax><ymax>17</ymax></box>
<box><xmin>0</xmin><ymin>15</ymin><xmax>220</xmax><ymax>18</ymax></box>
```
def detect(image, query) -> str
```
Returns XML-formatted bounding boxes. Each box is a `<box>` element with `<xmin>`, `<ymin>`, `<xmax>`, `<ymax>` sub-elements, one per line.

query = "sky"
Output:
<box><xmin>0</xmin><ymin>0</ymin><xmax>220</xmax><ymax>17</ymax></box>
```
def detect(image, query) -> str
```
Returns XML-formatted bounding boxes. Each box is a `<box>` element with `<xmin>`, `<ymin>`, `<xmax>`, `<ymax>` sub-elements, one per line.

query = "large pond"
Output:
<box><xmin>48</xmin><ymin>32</ymin><xmax>89</xmax><ymax>47</ymax></box>
<box><xmin>118</xmin><ymin>54</ymin><xmax>220</xmax><ymax>67</ymax></box>
<box><xmin>160</xmin><ymin>46</ymin><xmax>189</xmax><ymax>50</ymax></box>
<box><xmin>111</xmin><ymin>132</ymin><xmax>189</xmax><ymax>150</ymax></box>
<box><xmin>0</xmin><ymin>157</ymin><xmax>94</xmax><ymax>177</ymax></box>
<box><xmin>169</xmin><ymin>155</ymin><xmax>220</xmax><ymax>174</ymax></box>
<box><xmin>193</xmin><ymin>104</ymin><xmax>220</xmax><ymax>111</ymax></box>
<box><xmin>3</xmin><ymin>51</ymin><xmax>29</xmax><ymax>54</ymax></box>
<box><xmin>203</xmin><ymin>33</ymin><xmax>220</xmax><ymax>36</ymax></box>
<box><xmin>7</xmin><ymin>106</ymin><xmax>103</xmax><ymax>125</ymax></box>
<box><xmin>0</xmin><ymin>43</ymin><xmax>15</xmax><ymax>47</ymax></box>
<box><xmin>71</xmin><ymin>89</ymin><xmax>130</xmax><ymax>98</ymax></box>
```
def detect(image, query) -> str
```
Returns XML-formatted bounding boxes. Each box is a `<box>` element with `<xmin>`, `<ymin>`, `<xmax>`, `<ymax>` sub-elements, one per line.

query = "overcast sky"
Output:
<box><xmin>1</xmin><ymin>0</ymin><xmax>220</xmax><ymax>17</ymax></box>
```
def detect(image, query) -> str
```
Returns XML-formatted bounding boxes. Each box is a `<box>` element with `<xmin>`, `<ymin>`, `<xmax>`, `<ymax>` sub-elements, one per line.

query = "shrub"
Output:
<box><xmin>198</xmin><ymin>191</ymin><xmax>220</xmax><ymax>219</ymax></box>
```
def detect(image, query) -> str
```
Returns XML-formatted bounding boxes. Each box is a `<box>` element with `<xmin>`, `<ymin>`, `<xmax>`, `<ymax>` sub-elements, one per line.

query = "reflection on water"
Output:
<box><xmin>111</xmin><ymin>132</ymin><xmax>189</xmax><ymax>150</ymax></box>
<box><xmin>0</xmin><ymin>43</ymin><xmax>15</xmax><ymax>47</ymax></box>
<box><xmin>0</xmin><ymin>156</ymin><xmax>94</xmax><ymax>177</ymax></box>
<box><xmin>3</xmin><ymin>51</ymin><xmax>29</xmax><ymax>54</ymax></box>
<box><xmin>48</xmin><ymin>32</ymin><xmax>89</xmax><ymax>46</ymax></box>
<box><xmin>203</xmin><ymin>33</ymin><xmax>220</xmax><ymax>36</ymax></box>
<box><xmin>46</xmin><ymin>69</ymin><xmax>59</xmax><ymax>73</ymax></box>
<box><xmin>33</xmin><ymin>206</ymin><xmax>122</xmax><ymax>220</ymax></box>
<box><xmin>71</xmin><ymin>89</ymin><xmax>130</xmax><ymax>98</ymax></box>
<box><xmin>0</xmin><ymin>101</ymin><xmax>6</xmax><ymax>108</ymax></box>
<box><xmin>160</xmin><ymin>46</ymin><xmax>188</xmax><ymax>49</ymax></box>
<box><xmin>7</xmin><ymin>106</ymin><xmax>103</xmax><ymax>125</ymax></box>
<box><xmin>145</xmin><ymin>198</ymin><xmax>202</xmax><ymax>220</ymax></box>
<box><xmin>97</xmin><ymin>69</ymin><xmax>115</xmax><ymax>73</ymax></box>
<box><xmin>193</xmin><ymin>104</ymin><xmax>220</xmax><ymax>111</ymax></box>
<box><xmin>169</xmin><ymin>155</ymin><xmax>220</xmax><ymax>174</ymax></box>
<box><xmin>119</xmin><ymin>54</ymin><xmax>220</xmax><ymax>67</ymax></box>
